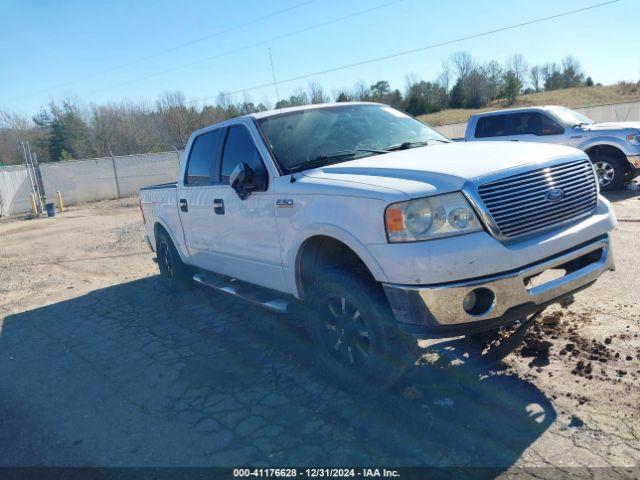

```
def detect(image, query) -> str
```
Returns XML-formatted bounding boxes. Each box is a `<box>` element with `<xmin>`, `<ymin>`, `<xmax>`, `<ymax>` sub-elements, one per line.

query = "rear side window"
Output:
<box><xmin>474</xmin><ymin>115</ymin><xmax>508</xmax><ymax>138</ymax></box>
<box><xmin>185</xmin><ymin>129</ymin><xmax>222</xmax><ymax>185</ymax></box>
<box><xmin>220</xmin><ymin>126</ymin><xmax>264</xmax><ymax>185</ymax></box>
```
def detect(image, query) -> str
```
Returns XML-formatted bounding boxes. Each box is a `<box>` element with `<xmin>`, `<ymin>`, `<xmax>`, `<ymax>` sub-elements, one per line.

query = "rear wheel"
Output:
<box><xmin>156</xmin><ymin>229</ymin><xmax>193</xmax><ymax>290</ymax></box>
<box><xmin>591</xmin><ymin>154</ymin><xmax>626</xmax><ymax>190</ymax></box>
<box><xmin>306</xmin><ymin>269</ymin><xmax>417</xmax><ymax>388</ymax></box>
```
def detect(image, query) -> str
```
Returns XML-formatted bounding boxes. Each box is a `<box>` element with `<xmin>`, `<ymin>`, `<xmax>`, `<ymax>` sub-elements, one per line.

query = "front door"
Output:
<box><xmin>206</xmin><ymin>124</ymin><xmax>287</xmax><ymax>292</ymax></box>
<box><xmin>508</xmin><ymin>112</ymin><xmax>568</xmax><ymax>144</ymax></box>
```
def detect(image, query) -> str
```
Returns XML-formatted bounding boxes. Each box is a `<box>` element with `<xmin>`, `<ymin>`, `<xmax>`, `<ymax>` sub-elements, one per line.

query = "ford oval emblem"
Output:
<box><xmin>545</xmin><ymin>188</ymin><xmax>565</xmax><ymax>202</ymax></box>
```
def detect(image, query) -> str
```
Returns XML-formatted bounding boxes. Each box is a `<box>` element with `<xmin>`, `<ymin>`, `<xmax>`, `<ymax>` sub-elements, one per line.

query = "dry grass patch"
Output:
<box><xmin>419</xmin><ymin>84</ymin><xmax>640</xmax><ymax>126</ymax></box>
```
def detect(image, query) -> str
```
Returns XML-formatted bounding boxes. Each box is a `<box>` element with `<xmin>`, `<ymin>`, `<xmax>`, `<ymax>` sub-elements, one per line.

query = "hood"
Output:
<box><xmin>300</xmin><ymin>141</ymin><xmax>584</xmax><ymax>198</ymax></box>
<box><xmin>583</xmin><ymin>121</ymin><xmax>640</xmax><ymax>132</ymax></box>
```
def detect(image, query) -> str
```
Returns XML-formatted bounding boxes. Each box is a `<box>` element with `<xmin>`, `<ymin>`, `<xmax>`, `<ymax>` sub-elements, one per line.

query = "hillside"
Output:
<box><xmin>418</xmin><ymin>84</ymin><xmax>640</xmax><ymax>126</ymax></box>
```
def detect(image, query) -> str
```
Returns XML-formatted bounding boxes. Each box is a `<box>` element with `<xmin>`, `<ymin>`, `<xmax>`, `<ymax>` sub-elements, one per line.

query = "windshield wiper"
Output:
<box><xmin>383</xmin><ymin>139</ymin><xmax>448</xmax><ymax>151</ymax></box>
<box><xmin>287</xmin><ymin>149</ymin><xmax>386</xmax><ymax>182</ymax></box>
<box><xmin>313</xmin><ymin>148</ymin><xmax>387</xmax><ymax>162</ymax></box>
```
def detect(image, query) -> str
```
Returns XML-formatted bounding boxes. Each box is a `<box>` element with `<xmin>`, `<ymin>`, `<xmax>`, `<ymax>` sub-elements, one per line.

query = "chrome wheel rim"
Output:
<box><xmin>159</xmin><ymin>242</ymin><xmax>174</xmax><ymax>279</ymax></box>
<box><xmin>320</xmin><ymin>294</ymin><xmax>372</xmax><ymax>367</ymax></box>
<box><xmin>594</xmin><ymin>161</ymin><xmax>615</xmax><ymax>187</ymax></box>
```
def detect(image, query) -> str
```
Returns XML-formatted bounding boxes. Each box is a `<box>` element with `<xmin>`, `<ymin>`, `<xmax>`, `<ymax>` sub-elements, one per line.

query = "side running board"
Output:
<box><xmin>192</xmin><ymin>271</ymin><xmax>292</xmax><ymax>314</ymax></box>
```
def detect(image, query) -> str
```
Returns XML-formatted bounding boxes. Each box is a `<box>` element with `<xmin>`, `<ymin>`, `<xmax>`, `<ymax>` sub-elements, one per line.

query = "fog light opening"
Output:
<box><xmin>463</xmin><ymin>288</ymin><xmax>495</xmax><ymax>316</ymax></box>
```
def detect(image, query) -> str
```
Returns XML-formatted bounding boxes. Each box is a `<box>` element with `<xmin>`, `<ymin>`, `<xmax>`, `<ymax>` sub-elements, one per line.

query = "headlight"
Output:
<box><xmin>626</xmin><ymin>133</ymin><xmax>640</xmax><ymax>145</ymax></box>
<box><xmin>385</xmin><ymin>192</ymin><xmax>482</xmax><ymax>242</ymax></box>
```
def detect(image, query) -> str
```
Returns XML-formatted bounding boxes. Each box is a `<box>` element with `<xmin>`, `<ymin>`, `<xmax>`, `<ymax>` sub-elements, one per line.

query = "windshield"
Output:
<box><xmin>549</xmin><ymin>106</ymin><xmax>594</xmax><ymax>126</ymax></box>
<box><xmin>257</xmin><ymin>104</ymin><xmax>449</xmax><ymax>172</ymax></box>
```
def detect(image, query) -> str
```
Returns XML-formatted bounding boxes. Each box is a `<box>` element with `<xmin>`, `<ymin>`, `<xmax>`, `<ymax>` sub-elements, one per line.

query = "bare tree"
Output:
<box><xmin>452</xmin><ymin>51</ymin><xmax>474</xmax><ymax>81</ymax></box>
<box><xmin>483</xmin><ymin>60</ymin><xmax>504</xmax><ymax>100</ymax></box>
<box><xmin>529</xmin><ymin>66</ymin><xmax>542</xmax><ymax>92</ymax></box>
<box><xmin>156</xmin><ymin>91</ymin><xmax>199</xmax><ymax>148</ymax></box>
<box><xmin>352</xmin><ymin>80</ymin><xmax>370</xmax><ymax>101</ymax></box>
<box><xmin>404</xmin><ymin>73</ymin><xmax>419</xmax><ymax>97</ymax></box>
<box><xmin>307</xmin><ymin>81</ymin><xmax>329</xmax><ymax>104</ymax></box>
<box><xmin>439</xmin><ymin>58</ymin><xmax>452</xmax><ymax>94</ymax></box>
<box><xmin>507</xmin><ymin>53</ymin><xmax>528</xmax><ymax>86</ymax></box>
<box><xmin>333</xmin><ymin>88</ymin><xmax>353</xmax><ymax>102</ymax></box>
<box><xmin>542</xmin><ymin>62</ymin><xmax>563</xmax><ymax>90</ymax></box>
<box><xmin>0</xmin><ymin>110</ymin><xmax>42</xmax><ymax>165</ymax></box>
<box><xmin>561</xmin><ymin>56</ymin><xmax>585</xmax><ymax>87</ymax></box>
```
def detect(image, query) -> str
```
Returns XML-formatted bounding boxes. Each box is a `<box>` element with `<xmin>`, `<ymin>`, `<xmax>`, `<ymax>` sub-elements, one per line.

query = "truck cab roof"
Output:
<box><xmin>469</xmin><ymin>105</ymin><xmax>565</xmax><ymax>118</ymax></box>
<box><xmin>247</xmin><ymin>101</ymin><xmax>384</xmax><ymax>120</ymax></box>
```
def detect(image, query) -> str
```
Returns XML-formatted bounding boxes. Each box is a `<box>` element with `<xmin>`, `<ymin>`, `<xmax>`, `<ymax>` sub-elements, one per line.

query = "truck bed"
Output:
<box><xmin>139</xmin><ymin>182</ymin><xmax>177</xmax><ymax>191</ymax></box>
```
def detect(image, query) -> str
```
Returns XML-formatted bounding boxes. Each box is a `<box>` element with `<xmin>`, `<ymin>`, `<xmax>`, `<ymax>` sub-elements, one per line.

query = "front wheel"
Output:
<box><xmin>591</xmin><ymin>154</ymin><xmax>626</xmax><ymax>191</ymax></box>
<box><xmin>306</xmin><ymin>269</ymin><xmax>417</xmax><ymax>388</ymax></box>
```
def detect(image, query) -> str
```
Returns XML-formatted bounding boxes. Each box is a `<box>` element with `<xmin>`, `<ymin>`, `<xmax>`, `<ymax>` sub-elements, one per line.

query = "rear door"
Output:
<box><xmin>472</xmin><ymin>114</ymin><xmax>510</xmax><ymax>141</ymax></box>
<box><xmin>177</xmin><ymin>128</ymin><xmax>224</xmax><ymax>270</ymax></box>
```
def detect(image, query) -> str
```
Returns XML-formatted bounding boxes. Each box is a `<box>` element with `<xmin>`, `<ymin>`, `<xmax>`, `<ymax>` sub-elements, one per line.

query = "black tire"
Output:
<box><xmin>590</xmin><ymin>154</ymin><xmax>626</xmax><ymax>191</ymax></box>
<box><xmin>156</xmin><ymin>228</ymin><xmax>193</xmax><ymax>290</ymax></box>
<box><xmin>305</xmin><ymin>269</ymin><xmax>417</xmax><ymax>388</ymax></box>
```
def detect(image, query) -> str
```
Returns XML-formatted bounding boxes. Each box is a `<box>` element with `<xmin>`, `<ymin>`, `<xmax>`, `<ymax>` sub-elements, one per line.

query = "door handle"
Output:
<box><xmin>179</xmin><ymin>198</ymin><xmax>188</xmax><ymax>212</ymax></box>
<box><xmin>510</xmin><ymin>139</ymin><xmax>519</xmax><ymax>142</ymax></box>
<box><xmin>213</xmin><ymin>198</ymin><xmax>225</xmax><ymax>215</ymax></box>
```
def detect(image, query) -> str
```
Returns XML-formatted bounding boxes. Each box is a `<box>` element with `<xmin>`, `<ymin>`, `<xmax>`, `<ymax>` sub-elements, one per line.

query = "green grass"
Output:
<box><xmin>418</xmin><ymin>84</ymin><xmax>640</xmax><ymax>126</ymax></box>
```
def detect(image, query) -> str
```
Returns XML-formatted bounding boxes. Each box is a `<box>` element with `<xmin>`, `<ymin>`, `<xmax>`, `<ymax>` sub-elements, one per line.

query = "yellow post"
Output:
<box><xmin>56</xmin><ymin>190</ymin><xmax>65</xmax><ymax>212</ymax></box>
<box><xmin>28</xmin><ymin>194</ymin><xmax>38</xmax><ymax>215</ymax></box>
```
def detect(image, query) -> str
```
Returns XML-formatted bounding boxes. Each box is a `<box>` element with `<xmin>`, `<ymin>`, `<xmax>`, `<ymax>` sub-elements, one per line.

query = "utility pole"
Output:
<box><xmin>110</xmin><ymin>151</ymin><xmax>121</xmax><ymax>199</ymax></box>
<box><xmin>268</xmin><ymin>48</ymin><xmax>280</xmax><ymax>106</ymax></box>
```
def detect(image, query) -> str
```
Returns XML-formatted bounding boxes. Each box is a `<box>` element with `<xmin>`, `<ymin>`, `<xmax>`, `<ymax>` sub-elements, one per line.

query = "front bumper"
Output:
<box><xmin>383</xmin><ymin>235</ymin><xmax>614</xmax><ymax>336</ymax></box>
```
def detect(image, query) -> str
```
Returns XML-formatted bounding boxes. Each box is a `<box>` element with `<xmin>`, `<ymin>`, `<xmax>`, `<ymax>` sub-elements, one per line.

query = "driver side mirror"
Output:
<box><xmin>229</xmin><ymin>162</ymin><xmax>267</xmax><ymax>199</ymax></box>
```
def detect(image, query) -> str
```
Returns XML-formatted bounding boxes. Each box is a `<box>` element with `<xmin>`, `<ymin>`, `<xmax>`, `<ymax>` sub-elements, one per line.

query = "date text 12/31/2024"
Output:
<box><xmin>233</xmin><ymin>468</ymin><xmax>400</xmax><ymax>478</ymax></box>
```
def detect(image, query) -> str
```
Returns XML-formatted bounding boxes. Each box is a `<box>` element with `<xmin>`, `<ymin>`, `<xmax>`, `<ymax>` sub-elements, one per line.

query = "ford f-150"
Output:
<box><xmin>140</xmin><ymin>102</ymin><xmax>616</xmax><ymax>384</ymax></box>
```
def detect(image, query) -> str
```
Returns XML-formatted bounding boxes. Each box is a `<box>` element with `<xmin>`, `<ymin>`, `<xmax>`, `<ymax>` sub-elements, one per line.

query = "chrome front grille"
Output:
<box><xmin>477</xmin><ymin>159</ymin><xmax>598</xmax><ymax>239</ymax></box>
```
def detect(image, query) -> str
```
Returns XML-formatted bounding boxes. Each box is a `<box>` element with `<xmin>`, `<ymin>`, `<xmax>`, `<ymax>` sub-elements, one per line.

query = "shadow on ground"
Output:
<box><xmin>0</xmin><ymin>277</ymin><xmax>555</xmax><ymax>470</ymax></box>
<box><xmin>603</xmin><ymin>186</ymin><xmax>640</xmax><ymax>204</ymax></box>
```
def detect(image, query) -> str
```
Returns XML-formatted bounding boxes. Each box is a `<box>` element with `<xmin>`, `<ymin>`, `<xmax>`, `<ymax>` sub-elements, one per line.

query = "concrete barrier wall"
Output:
<box><xmin>0</xmin><ymin>151</ymin><xmax>181</xmax><ymax>216</ymax></box>
<box><xmin>431</xmin><ymin>100</ymin><xmax>640</xmax><ymax>139</ymax></box>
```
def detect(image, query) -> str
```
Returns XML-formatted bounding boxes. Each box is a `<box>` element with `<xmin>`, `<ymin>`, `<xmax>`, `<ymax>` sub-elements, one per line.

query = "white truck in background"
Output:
<box><xmin>139</xmin><ymin>102</ymin><xmax>616</xmax><ymax>385</ymax></box>
<box><xmin>463</xmin><ymin>105</ymin><xmax>640</xmax><ymax>190</ymax></box>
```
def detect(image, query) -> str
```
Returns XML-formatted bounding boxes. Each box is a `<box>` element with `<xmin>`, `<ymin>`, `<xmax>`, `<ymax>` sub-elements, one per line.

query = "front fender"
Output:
<box><xmin>578</xmin><ymin>136</ymin><xmax>632</xmax><ymax>156</ymax></box>
<box><xmin>286</xmin><ymin>223</ymin><xmax>388</xmax><ymax>298</ymax></box>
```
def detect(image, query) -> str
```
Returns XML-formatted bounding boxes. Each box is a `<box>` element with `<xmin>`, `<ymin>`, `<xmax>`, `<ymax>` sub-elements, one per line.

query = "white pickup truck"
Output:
<box><xmin>463</xmin><ymin>105</ymin><xmax>640</xmax><ymax>190</ymax></box>
<box><xmin>140</xmin><ymin>102</ymin><xmax>616</xmax><ymax>384</ymax></box>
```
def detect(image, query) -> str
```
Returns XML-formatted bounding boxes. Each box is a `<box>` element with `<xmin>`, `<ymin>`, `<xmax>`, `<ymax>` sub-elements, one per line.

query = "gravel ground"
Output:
<box><xmin>0</xmin><ymin>191</ymin><xmax>638</xmax><ymax>476</ymax></box>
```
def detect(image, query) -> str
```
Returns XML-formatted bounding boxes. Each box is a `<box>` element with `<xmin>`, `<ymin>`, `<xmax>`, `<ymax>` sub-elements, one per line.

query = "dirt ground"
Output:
<box><xmin>0</xmin><ymin>191</ymin><xmax>638</xmax><ymax>476</ymax></box>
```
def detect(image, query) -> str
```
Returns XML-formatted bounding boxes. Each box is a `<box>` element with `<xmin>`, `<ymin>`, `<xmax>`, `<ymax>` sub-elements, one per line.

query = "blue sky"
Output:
<box><xmin>1</xmin><ymin>0</ymin><xmax>638</xmax><ymax>116</ymax></box>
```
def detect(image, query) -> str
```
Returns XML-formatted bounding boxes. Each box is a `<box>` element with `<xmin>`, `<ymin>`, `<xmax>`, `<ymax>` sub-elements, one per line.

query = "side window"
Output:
<box><xmin>185</xmin><ymin>129</ymin><xmax>222</xmax><ymax>186</ymax></box>
<box><xmin>475</xmin><ymin>115</ymin><xmax>508</xmax><ymax>138</ymax></box>
<box><xmin>511</xmin><ymin>113</ymin><xmax>564</xmax><ymax>136</ymax></box>
<box><xmin>510</xmin><ymin>113</ymin><xmax>540</xmax><ymax>135</ymax></box>
<box><xmin>540</xmin><ymin>114</ymin><xmax>564</xmax><ymax>136</ymax></box>
<box><xmin>220</xmin><ymin>126</ymin><xmax>264</xmax><ymax>185</ymax></box>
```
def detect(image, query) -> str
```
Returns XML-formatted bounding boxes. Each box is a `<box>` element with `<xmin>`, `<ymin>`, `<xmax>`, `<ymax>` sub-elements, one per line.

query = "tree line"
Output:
<box><xmin>0</xmin><ymin>52</ymin><xmax>595</xmax><ymax>166</ymax></box>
